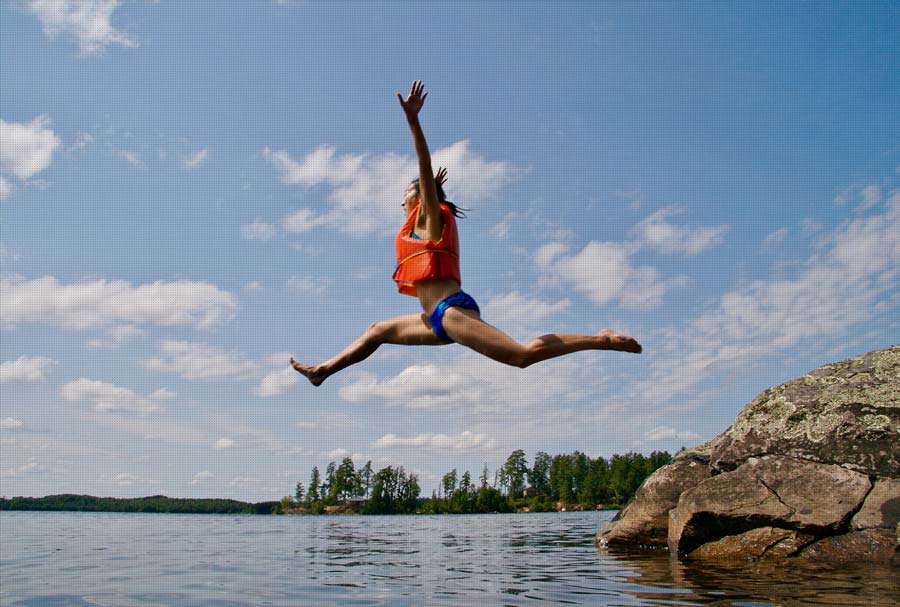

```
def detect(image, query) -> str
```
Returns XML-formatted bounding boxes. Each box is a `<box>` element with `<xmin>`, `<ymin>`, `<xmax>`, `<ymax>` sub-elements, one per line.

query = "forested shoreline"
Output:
<box><xmin>0</xmin><ymin>494</ymin><xmax>278</xmax><ymax>514</ymax></box>
<box><xmin>0</xmin><ymin>449</ymin><xmax>672</xmax><ymax>516</ymax></box>
<box><xmin>281</xmin><ymin>449</ymin><xmax>673</xmax><ymax>515</ymax></box>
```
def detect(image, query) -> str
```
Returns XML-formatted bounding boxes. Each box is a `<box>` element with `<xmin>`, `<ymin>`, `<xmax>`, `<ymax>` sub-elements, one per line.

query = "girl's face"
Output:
<box><xmin>401</xmin><ymin>183</ymin><xmax>419</xmax><ymax>216</ymax></box>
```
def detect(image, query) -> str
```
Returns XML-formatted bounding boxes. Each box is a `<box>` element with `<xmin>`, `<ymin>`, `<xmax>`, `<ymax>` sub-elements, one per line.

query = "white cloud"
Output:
<box><xmin>266</xmin><ymin>140</ymin><xmax>514</xmax><ymax>237</ymax></box>
<box><xmin>214</xmin><ymin>437</ymin><xmax>235</xmax><ymax>450</ymax></box>
<box><xmin>763</xmin><ymin>227</ymin><xmax>789</xmax><ymax>247</ymax></box>
<box><xmin>114</xmin><ymin>148</ymin><xmax>142</xmax><ymax>167</ymax></box>
<box><xmin>641</xmin><ymin>187</ymin><xmax>900</xmax><ymax>402</ymax></box>
<box><xmin>70</xmin><ymin>132</ymin><xmax>94</xmax><ymax>152</ymax></box>
<box><xmin>28</xmin><ymin>0</ymin><xmax>137</xmax><ymax>54</ymax></box>
<box><xmin>0</xmin><ymin>356</ymin><xmax>53</xmax><ymax>384</ymax></box>
<box><xmin>84</xmin><ymin>410</ymin><xmax>208</xmax><ymax>445</ymax></box>
<box><xmin>373</xmin><ymin>431</ymin><xmax>493</xmax><ymax>452</ymax></box>
<box><xmin>635</xmin><ymin>207</ymin><xmax>728</xmax><ymax>255</ymax></box>
<box><xmin>340</xmin><ymin>354</ymin><xmax>605</xmax><ymax>413</ymax></box>
<box><xmin>86</xmin><ymin>324</ymin><xmax>147</xmax><ymax>349</ymax></box>
<box><xmin>143</xmin><ymin>340</ymin><xmax>259</xmax><ymax>380</ymax></box>
<box><xmin>644</xmin><ymin>426</ymin><xmax>701</xmax><ymax>442</ymax></box>
<box><xmin>257</xmin><ymin>366</ymin><xmax>298</xmax><ymax>397</ymax></box>
<box><xmin>489</xmin><ymin>213</ymin><xmax>516</xmax><ymax>239</ymax></box>
<box><xmin>0</xmin><ymin>176</ymin><xmax>10</xmax><ymax>199</ymax></box>
<box><xmin>230</xmin><ymin>475</ymin><xmax>259</xmax><ymax>487</ymax></box>
<box><xmin>321</xmin><ymin>448</ymin><xmax>349</xmax><ymax>460</ymax></box>
<box><xmin>482</xmin><ymin>292</ymin><xmax>570</xmax><ymax>339</ymax></box>
<box><xmin>859</xmin><ymin>185</ymin><xmax>881</xmax><ymax>212</ymax></box>
<box><xmin>61</xmin><ymin>378</ymin><xmax>167</xmax><ymax>413</ymax></box>
<box><xmin>0</xmin><ymin>417</ymin><xmax>25</xmax><ymax>430</ymax></box>
<box><xmin>183</xmin><ymin>148</ymin><xmax>208</xmax><ymax>170</ymax></box>
<box><xmin>241</xmin><ymin>220</ymin><xmax>276</xmax><ymax>241</ymax></box>
<box><xmin>1</xmin><ymin>461</ymin><xmax>45</xmax><ymax>478</ymax></box>
<box><xmin>834</xmin><ymin>183</ymin><xmax>885</xmax><ymax>213</ymax></box>
<box><xmin>340</xmin><ymin>364</ymin><xmax>475</xmax><ymax>409</ymax></box>
<box><xmin>535</xmin><ymin>241</ymin><xmax>669</xmax><ymax>310</ymax></box>
<box><xmin>1</xmin><ymin>276</ymin><xmax>237</xmax><ymax>330</ymax></box>
<box><xmin>287</xmin><ymin>275</ymin><xmax>331</xmax><ymax>295</ymax></box>
<box><xmin>100</xmin><ymin>472</ymin><xmax>145</xmax><ymax>487</ymax></box>
<box><xmin>281</xmin><ymin>208</ymin><xmax>327</xmax><ymax>233</ymax></box>
<box><xmin>244</xmin><ymin>281</ymin><xmax>263</xmax><ymax>291</ymax></box>
<box><xmin>0</xmin><ymin>115</ymin><xmax>61</xmax><ymax>181</ymax></box>
<box><xmin>192</xmin><ymin>471</ymin><xmax>215</xmax><ymax>484</ymax></box>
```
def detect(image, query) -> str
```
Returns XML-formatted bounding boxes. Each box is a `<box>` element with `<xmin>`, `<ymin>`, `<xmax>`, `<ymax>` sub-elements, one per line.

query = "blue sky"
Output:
<box><xmin>2</xmin><ymin>0</ymin><xmax>899</xmax><ymax>501</ymax></box>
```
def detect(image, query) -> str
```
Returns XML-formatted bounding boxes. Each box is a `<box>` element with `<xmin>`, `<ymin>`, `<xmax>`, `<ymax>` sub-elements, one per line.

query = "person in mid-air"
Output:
<box><xmin>291</xmin><ymin>81</ymin><xmax>641</xmax><ymax>386</ymax></box>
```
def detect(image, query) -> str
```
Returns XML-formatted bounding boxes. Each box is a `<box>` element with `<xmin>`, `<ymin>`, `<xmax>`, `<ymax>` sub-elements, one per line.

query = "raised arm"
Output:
<box><xmin>398</xmin><ymin>81</ymin><xmax>441</xmax><ymax>234</ymax></box>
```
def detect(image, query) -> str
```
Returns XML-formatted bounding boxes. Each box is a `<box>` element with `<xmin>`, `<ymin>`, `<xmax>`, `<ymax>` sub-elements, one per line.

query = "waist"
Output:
<box><xmin>414</xmin><ymin>279</ymin><xmax>463</xmax><ymax>314</ymax></box>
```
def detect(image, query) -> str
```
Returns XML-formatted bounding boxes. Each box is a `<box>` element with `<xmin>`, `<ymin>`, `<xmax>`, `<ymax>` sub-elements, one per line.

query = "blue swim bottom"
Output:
<box><xmin>428</xmin><ymin>291</ymin><xmax>480</xmax><ymax>342</ymax></box>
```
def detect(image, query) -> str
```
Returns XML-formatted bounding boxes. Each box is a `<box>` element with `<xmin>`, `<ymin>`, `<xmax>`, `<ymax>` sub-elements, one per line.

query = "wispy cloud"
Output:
<box><xmin>142</xmin><ymin>341</ymin><xmax>298</xmax><ymax>397</ymax></box>
<box><xmin>61</xmin><ymin>378</ymin><xmax>172</xmax><ymax>413</ymax></box>
<box><xmin>639</xmin><ymin>187</ymin><xmax>900</xmax><ymax>403</ymax></box>
<box><xmin>28</xmin><ymin>0</ymin><xmax>138</xmax><ymax>54</ymax></box>
<box><xmin>535</xmin><ymin>241</ymin><xmax>671</xmax><ymax>310</ymax></box>
<box><xmin>0</xmin><ymin>356</ymin><xmax>54</xmax><ymax>384</ymax></box>
<box><xmin>0</xmin><ymin>417</ymin><xmax>25</xmax><ymax>430</ymax></box>
<box><xmin>340</xmin><ymin>354</ymin><xmax>605</xmax><ymax>413</ymax></box>
<box><xmin>0</xmin><ymin>116</ymin><xmax>61</xmax><ymax>188</ymax></box>
<box><xmin>266</xmin><ymin>140</ymin><xmax>515</xmax><ymax>237</ymax></box>
<box><xmin>241</xmin><ymin>220</ymin><xmax>276</xmax><ymax>241</ymax></box>
<box><xmin>142</xmin><ymin>341</ymin><xmax>259</xmax><ymax>380</ymax></box>
<box><xmin>1</xmin><ymin>276</ymin><xmax>237</xmax><ymax>330</ymax></box>
<box><xmin>635</xmin><ymin>207</ymin><xmax>728</xmax><ymax>255</ymax></box>
<box><xmin>257</xmin><ymin>366</ymin><xmax>299</xmax><ymax>397</ymax></box>
<box><xmin>373</xmin><ymin>431</ymin><xmax>494</xmax><ymax>452</ymax></box>
<box><xmin>182</xmin><ymin>148</ymin><xmax>209</xmax><ymax>170</ymax></box>
<box><xmin>482</xmin><ymin>292</ymin><xmax>571</xmax><ymax>340</ymax></box>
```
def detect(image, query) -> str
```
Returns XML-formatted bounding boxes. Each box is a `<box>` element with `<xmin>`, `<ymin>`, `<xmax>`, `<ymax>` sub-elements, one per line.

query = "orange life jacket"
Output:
<box><xmin>393</xmin><ymin>203</ymin><xmax>461</xmax><ymax>296</ymax></box>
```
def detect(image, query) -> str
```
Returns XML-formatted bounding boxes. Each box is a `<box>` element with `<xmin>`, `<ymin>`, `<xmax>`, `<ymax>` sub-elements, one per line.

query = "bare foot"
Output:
<box><xmin>290</xmin><ymin>357</ymin><xmax>328</xmax><ymax>386</ymax></box>
<box><xmin>598</xmin><ymin>329</ymin><xmax>642</xmax><ymax>354</ymax></box>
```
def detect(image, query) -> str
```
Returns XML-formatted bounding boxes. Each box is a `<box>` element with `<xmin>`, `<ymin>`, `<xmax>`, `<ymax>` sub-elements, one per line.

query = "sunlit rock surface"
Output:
<box><xmin>597</xmin><ymin>346</ymin><xmax>900</xmax><ymax>564</ymax></box>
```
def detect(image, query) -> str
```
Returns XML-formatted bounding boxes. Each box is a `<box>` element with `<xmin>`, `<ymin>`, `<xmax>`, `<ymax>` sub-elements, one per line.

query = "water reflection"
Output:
<box><xmin>1</xmin><ymin>511</ymin><xmax>897</xmax><ymax>607</ymax></box>
<box><xmin>601</xmin><ymin>544</ymin><xmax>900</xmax><ymax>606</ymax></box>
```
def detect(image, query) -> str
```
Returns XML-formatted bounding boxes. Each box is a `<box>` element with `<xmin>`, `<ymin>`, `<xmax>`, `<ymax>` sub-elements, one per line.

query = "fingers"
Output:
<box><xmin>407</xmin><ymin>80</ymin><xmax>427</xmax><ymax>99</ymax></box>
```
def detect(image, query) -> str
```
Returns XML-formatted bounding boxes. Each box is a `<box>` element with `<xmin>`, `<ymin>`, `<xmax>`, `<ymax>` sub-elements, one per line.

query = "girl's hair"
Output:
<box><xmin>411</xmin><ymin>177</ymin><xmax>469</xmax><ymax>218</ymax></box>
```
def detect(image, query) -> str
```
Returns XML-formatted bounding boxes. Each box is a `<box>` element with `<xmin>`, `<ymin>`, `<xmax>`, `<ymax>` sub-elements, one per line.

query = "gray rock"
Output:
<box><xmin>597</xmin><ymin>458</ymin><xmax>711</xmax><ymax>547</ymax></box>
<box><xmin>595</xmin><ymin>345</ymin><xmax>900</xmax><ymax>564</ymax></box>
<box><xmin>710</xmin><ymin>347</ymin><xmax>900</xmax><ymax>477</ymax></box>
<box><xmin>797</xmin><ymin>529</ymin><xmax>898</xmax><ymax>565</ymax></box>
<box><xmin>851</xmin><ymin>478</ymin><xmax>900</xmax><ymax>531</ymax></box>
<box><xmin>668</xmin><ymin>456</ymin><xmax>871</xmax><ymax>555</ymax></box>
<box><xmin>686</xmin><ymin>526</ymin><xmax>816</xmax><ymax>561</ymax></box>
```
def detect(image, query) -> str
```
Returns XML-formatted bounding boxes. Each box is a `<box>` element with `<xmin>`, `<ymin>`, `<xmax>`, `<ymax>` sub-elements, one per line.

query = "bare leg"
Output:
<box><xmin>440</xmin><ymin>308</ymin><xmax>641</xmax><ymax>368</ymax></box>
<box><xmin>291</xmin><ymin>313</ymin><xmax>450</xmax><ymax>386</ymax></box>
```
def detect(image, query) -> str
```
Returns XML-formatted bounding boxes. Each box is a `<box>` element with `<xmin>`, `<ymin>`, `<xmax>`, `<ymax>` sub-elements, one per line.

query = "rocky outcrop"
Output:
<box><xmin>596</xmin><ymin>346</ymin><xmax>900</xmax><ymax>564</ymax></box>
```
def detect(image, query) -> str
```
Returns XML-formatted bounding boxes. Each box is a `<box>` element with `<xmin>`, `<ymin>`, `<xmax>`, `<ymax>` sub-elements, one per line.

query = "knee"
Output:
<box><xmin>509</xmin><ymin>346</ymin><xmax>535</xmax><ymax>369</ymax></box>
<box><xmin>513</xmin><ymin>342</ymin><xmax>544</xmax><ymax>368</ymax></box>
<box><xmin>365</xmin><ymin>321</ymin><xmax>389</xmax><ymax>343</ymax></box>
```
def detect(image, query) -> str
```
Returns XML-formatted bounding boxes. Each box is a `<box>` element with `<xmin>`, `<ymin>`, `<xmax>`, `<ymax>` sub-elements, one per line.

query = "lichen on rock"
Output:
<box><xmin>596</xmin><ymin>345</ymin><xmax>900</xmax><ymax>565</ymax></box>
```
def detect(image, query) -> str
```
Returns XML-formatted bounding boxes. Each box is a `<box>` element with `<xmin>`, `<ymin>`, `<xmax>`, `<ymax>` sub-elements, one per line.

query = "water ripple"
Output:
<box><xmin>2</xmin><ymin>511</ymin><xmax>898</xmax><ymax>606</ymax></box>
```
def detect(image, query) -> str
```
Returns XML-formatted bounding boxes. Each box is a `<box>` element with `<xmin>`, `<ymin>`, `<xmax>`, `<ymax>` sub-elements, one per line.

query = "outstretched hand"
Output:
<box><xmin>397</xmin><ymin>80</ymin><xmax>428</xmax><ymax>120</ymax></box>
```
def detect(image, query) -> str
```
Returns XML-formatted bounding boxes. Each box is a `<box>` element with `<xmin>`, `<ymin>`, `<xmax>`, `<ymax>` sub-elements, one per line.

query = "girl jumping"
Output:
<box><xmin>291</xmin><ymin>81</ymin><xmax>641</xmax><ymax>387</ymax></box>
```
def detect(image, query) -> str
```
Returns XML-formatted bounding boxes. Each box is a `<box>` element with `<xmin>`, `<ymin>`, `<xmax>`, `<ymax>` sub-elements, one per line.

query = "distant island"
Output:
<box><xmin>1</xmin><ymin>449</ymin><xmax>672</xmax><ymax>516</ymax></box>
<box><xmin>0</xmin><ymin>494</ymin><xmax>278</xmax><ymax>515</ymax></box>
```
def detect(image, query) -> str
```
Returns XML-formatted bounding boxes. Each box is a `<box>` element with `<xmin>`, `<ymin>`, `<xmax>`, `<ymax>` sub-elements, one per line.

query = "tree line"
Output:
<box><xmin>281</xmin><ymin>449</ymin><xmax>672</xmax><ymax>515</ymax></box>
<box><xmin>0</xmin><ymin>494</ymin><xmax>278</xmax><ymax>514</ymax></box>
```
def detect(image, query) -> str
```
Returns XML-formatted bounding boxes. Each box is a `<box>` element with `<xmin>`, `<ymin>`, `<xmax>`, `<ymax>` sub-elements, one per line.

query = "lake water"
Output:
<box><xmin>1</xmin><ymin>510</ymin><xmax>897</xmax><ymax>606</ymax></box>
